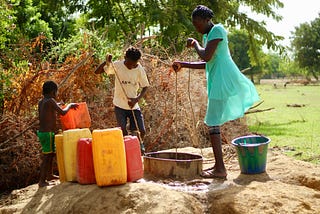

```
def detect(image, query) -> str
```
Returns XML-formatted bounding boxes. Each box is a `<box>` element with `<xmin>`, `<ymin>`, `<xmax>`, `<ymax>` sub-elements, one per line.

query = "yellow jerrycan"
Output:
<box><xmin>55</xmin><ymin>134</ymin><xmax>66</xmax><ymax>182</ymax></box>
<box><xmin>92</xmin><ymin>128</ymin><xmax>127</xmax><ymax>186</ymax></box>
<box><xmin>63</xmin><ymin>128</ymin><xmax>92</xmax><ymax>182</ymax></box>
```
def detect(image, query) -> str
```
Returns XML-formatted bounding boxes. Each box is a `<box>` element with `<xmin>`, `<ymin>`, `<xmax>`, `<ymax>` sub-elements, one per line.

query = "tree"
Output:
<box><xmin>229</xmin><ymin>30</ymin><xmax>277</xmax><ymax>82</ymax></box>
<box><xmin>291</xmin><ymin>15</ymin><xmax>320</xmax><ymax>80</ymax></box>
<box><xmin>12</xmin><ymin>0</ymin><xmax>52</xmax><ymax>39</ymax></box>
<box><xmin>71</xmin><ymin>0</ymin><xmax>285</xmax><ymax>56</ymax></box>
<box><xmin>229</xmin><ymin>30</ymin><xmax>251</xmax><ymax>71</ymax></box>
<box><xmin>261</xmin><ymin>53</ymin><xmax>283</xmax><ymax>78</ymax></box>
<box><xmin>3</xmin><ymin>0</ymin><xmax>287</xmax><ymax>61</ymax></box>
<box><xmin>0</xmin><ymin>0</ymin><xmax>17</xmax><ymax>114</ymax></box>
<box><xmin>33</xmin><ymin>0</ymin><xmax>78</xmax><ymax>40</ymax></box>
<box><xmin>0</xmin><ymin>0</ymin><xmax>16</xmax><ymax>50</ymax></box>
<box><xmin>279</xmin><ymin>58</ymin><xmax>306</xmax><ymax>78</ymax></box>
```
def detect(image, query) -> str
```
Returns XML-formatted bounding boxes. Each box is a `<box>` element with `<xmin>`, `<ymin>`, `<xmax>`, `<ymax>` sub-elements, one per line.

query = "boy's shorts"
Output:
<box><xmin>114</xmin><ymin>106</ymin><xmax>145</xmax><ymax>136</ymax></box>
<box><xmin>37</xmin><ymin>131</ymin><xmax>56</xmax><ymax>154</ymax></box>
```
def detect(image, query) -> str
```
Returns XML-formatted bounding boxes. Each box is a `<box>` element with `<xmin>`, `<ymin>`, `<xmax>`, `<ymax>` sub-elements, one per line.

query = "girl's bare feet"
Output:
<box><xmin>203</xmin><ymin>165</ymin><xmax>216</xmax><ymax>172</ymax></box>
<box><xmin>200</xmin><ymin>169</ymin><xmax>227</xmax><ymax>180</ymax></box>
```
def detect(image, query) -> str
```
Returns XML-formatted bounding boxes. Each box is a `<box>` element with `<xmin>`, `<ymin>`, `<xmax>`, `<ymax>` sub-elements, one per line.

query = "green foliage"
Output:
<box><xmin>218</xmin><ymin>0</ymin><xmax>285</xmax><ymax>64</ymax></box>
<box><xmin>12</xmin><ymin>0</ymin><xmax>52</xmax><ymax>39</ymax></box>
<box><xmin>228</xmin><ymin>29</ymin><xmax>282</xmax><ymax>82</ymax></box>
<box><xmin>7</xmin><ymin>0</ymin><xmax>78</xmax><ymax>42</ymax></box>
<box><xmin>84</xmin><ymin>0</ymin><xmax>149</xmax><ymax>44</ymax></box>
<box><xmin>279</xmin><ymin>58</ymin><xmax>308</xmax><ymax>77</ymax></box>
<box><xmin>261</xmin><ymin>53</ymin><xmax>283</xmax><ymax>78</ymax></box>
<box><xmin>229</xmin><ymin>30</ymin><xmax>251</xmax><ymax>70</ymax></box>
<box><xmin>45</xmin><ymin>29</ymin><xmax>122</xmax><ymax>63</ymax></box>
<box><xmin>33</xmin><ymin>0</ymin><xmax>78</xmax><ymax>40</ymax></box>
<box><xmin>0</xmin><ymin>0</ymin><xmax>20</xmax><ymax>113</ymax></box>
<box><xmin>0</xmin><ymin>0</ymin><xmax>17</xmax><ymax>50</ymax></box>
<box><xmin>292</xmin><ymin>15</ymin><xmax>320</xmax><ymax>80</ymax></box>
<box><xmin>3</xmin><ymin>0</ymin><xmax>287</xmax><ymax>65</ymax></box>
<box><xmin>77</xmin><ymin>0</ymin><xmax>285</xmax><ymax>57</ymax></box>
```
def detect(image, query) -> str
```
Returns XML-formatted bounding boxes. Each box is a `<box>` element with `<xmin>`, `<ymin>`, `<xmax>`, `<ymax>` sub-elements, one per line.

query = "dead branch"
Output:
<box><xmin>240</xmin><ymin>67</ymin><xmax>251</xmax><ymax>73</ymax></box>
<box><xmin>303</xmin><ymin>155</ymin><xmax>320</xmax><ymax>162</ymax></box>
<box><xmin>58</xmin><ymin>52</ymin><xmax>94</xmax><ymax>87</ymax></box>
<box><xmin>249</xmin><ymin>100</ymin><xmax>264</xmax><ymax>110</ymax></box>
<box><xmin>0</xmin><ymin>144</ymin><xmax>22</xmax><ymax>154</ymax></box>
<box><xmin>135</xmin><ymin>35</ymin><xmax>157</xmax><ymax>46</ymax></box>
<box><xmin>2</xmin><ymin>118</ymin><xmax>38</xmax><ymax>145</ymax></box>
<box><xmin>245</xmin><ymin>107</ymin><xmax>275</xmax><ymax>114</ymax></box>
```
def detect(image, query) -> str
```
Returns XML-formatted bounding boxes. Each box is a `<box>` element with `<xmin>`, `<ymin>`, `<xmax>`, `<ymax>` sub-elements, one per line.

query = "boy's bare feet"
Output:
<box><xmin>46</xmin><ymin>175</ymin><xmax>59</xmax><ymax>181</ymax></box>
<box><xmin>38</xmin><ymin>181</ymin><xmax>50</xmax><ymax>187</ymax></box>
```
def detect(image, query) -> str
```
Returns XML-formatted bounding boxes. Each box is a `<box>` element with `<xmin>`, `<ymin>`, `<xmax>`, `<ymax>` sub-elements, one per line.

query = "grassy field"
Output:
<box><xmin>246</xmin><ymin>83</ymin><xmax>320</xmax><ymax>164</ymax></box>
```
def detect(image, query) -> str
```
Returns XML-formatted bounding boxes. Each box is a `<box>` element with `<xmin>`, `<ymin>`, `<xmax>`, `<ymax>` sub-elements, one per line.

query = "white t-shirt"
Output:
<box><xmin>104</xmin><ymin>60</ymin><xmax>150</xmax><ymax>110</ymax></box>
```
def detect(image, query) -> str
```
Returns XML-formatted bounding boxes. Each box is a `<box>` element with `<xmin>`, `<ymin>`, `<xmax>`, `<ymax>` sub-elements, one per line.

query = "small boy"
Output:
<box><xmin>96</xmin><ymin>47</ymin><xmax>149</xmax><ymax>153</ymax></box>
<box><xmin>37</xmin><ymin>80</ymin><xmax>78</xmax><ymax>187</ymax></box>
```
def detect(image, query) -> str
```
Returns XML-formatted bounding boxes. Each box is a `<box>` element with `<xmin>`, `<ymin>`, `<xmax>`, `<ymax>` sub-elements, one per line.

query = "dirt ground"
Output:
<box><xmin>1</xmin><ymin>146</ymin><xmax>320</xmax><ymax>214</ymax></box>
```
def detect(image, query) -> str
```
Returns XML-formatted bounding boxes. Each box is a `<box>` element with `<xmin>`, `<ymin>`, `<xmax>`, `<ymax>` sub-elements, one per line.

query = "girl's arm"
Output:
<box><xmin>191</xmin><ymin>38</ymin><xmax>221</xmax><ymax>62</ymax></box>
<box><xmin>173</xmin><ymin>61</ymin><xmax>206</xmax><ymax>71</ymax></box>
<box><xmin>172</xmin><ymin>38</ymin><xmax>221</xmax><ymax>72</ymax></box>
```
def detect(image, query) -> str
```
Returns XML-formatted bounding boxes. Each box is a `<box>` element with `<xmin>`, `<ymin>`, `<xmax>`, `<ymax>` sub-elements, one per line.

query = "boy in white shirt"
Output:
<box><xmin>96</xmin><ymin>47</ymin><xmax>149</xmax><ymax>153</ymax></box>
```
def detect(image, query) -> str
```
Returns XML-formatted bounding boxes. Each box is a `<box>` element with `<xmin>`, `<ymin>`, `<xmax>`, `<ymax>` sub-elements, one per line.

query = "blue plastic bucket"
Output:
<box><xmin>231</xmin><ymin>135</ymin><xmax>271</xmax><ymax>174</ymax></box>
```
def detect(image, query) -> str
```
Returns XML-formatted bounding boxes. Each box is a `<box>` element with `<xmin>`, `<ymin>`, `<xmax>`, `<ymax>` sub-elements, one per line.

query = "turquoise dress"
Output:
<box><xmin>203</xmin><ymin>24</ymin><xmax>259</xmax><ymax>126</ymax></box>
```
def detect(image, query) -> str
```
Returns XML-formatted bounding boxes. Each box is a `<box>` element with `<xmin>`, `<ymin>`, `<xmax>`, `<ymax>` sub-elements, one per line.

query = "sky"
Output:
<box><xmin>243</xmin><ymin>0</ymin><xmax>320</xmax><ymax>47</ymax></box>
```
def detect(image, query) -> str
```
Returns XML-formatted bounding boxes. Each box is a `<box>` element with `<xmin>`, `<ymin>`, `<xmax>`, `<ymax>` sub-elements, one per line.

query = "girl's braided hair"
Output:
<box><xmin>192</xmin><ymin>5</ymin><xmax>214</xmax><ymax>19</ymax></box>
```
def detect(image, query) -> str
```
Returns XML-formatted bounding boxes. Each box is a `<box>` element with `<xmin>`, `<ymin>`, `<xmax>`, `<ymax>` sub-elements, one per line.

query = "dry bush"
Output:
<box><xmin>141</xmin><ymin>53</ymin><xmax>209</xmax><ymax>151</ymax></box>
<box><xmin>0</xmin><ymin>114</ymin><xmax>40</xmax><ymax>191</ymax></box>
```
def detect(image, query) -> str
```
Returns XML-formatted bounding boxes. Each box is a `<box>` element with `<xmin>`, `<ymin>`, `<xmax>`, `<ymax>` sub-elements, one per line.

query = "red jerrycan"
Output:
<box><xmin>77</xmin><ymin>138</ymin><xmax>96</xmax><ymax>184</ymax></box>
<box><xmin>60</xmin><ymin>102</ymin><xmax>91</xmax><ymax>130</ymax></box>
<box><xmin>124</xmin><ymin>135</ymin><xmax>143</xmax><ymax>182</ymax></box>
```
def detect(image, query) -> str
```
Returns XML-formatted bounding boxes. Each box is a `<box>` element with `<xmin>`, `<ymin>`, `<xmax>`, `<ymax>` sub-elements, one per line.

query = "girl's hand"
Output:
<box><xmin>172</xmin><ymin>61</ymin><xmax>182</xmax><ymax>72</ymax></box>
<box><xmin>186</xmin><ymin>38</ymin><xmax>196</xmax><ymax>48</ymax></box>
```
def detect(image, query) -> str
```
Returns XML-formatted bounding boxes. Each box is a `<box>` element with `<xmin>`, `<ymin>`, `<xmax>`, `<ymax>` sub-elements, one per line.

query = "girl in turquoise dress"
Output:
<box><xmin>173</xmin><ymin>5</ymin><xmax>259</xmax><ymax>179</ymax></box>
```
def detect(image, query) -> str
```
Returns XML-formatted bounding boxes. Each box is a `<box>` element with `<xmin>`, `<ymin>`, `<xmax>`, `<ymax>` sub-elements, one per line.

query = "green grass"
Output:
<box><xmin>246</xmin><ymin>84</ymin><xmax>320</xmax><ymax>164</ymax></box>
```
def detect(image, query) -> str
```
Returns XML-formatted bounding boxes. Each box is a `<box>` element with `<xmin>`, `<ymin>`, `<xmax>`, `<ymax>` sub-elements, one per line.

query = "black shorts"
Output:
<box><xmin>114</xmin><ymin>106</ymin><xmax>146</xmax><ymax>136</ymax></box>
